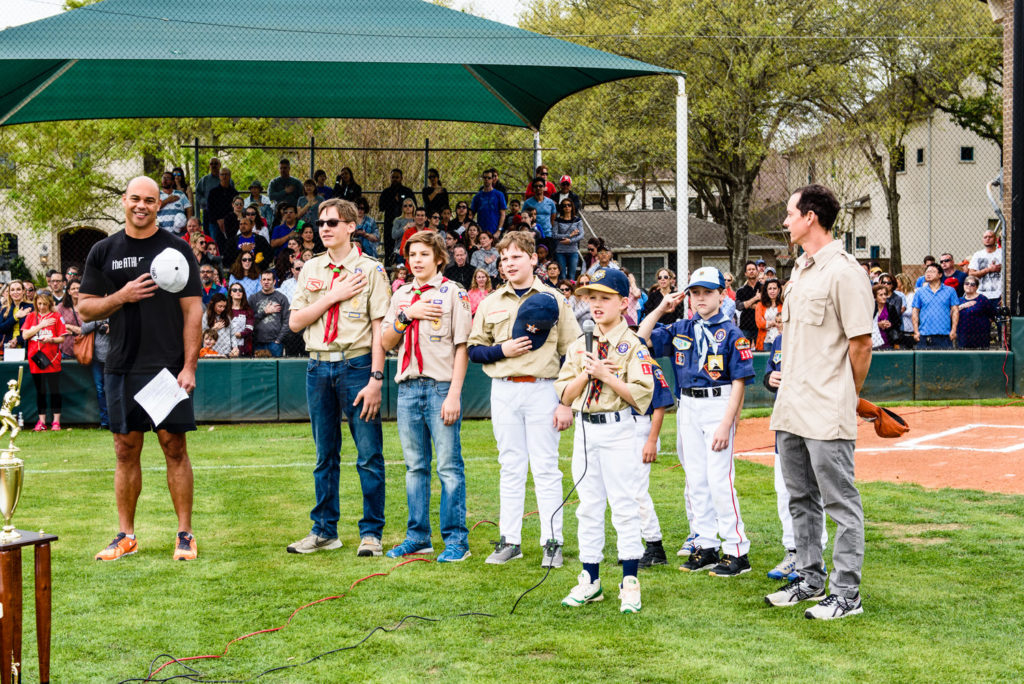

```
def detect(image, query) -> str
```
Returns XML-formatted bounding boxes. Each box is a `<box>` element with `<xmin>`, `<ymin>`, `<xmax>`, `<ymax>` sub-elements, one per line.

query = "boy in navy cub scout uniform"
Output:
<box><xmin>633</xmin><ymin>358</ymin><xmax>675</xmax><ymax>568</ymax></box>
<box><xmin>763</xmin><ymin>333</ymin><xmax>828</xmax><ymax>581</ymax></box>
<box><xmin>638</xmin><ymin>266</ymin><xmax>755</xmax><ymax>577</ymax></box>
<box><xmin>555</xmin><ymin>268</ymin><xmax>654</xmax><ymax>613</ymax></box>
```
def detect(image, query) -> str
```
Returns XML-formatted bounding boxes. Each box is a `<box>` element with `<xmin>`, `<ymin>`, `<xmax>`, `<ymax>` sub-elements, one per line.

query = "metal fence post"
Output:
<box><xmin>193</xmin><ymin>137</ymin><xmax>200</xmax><ymax>224</ymax></box>
<box><xmin>310</xmin><ymin>136</ymin><xmax>315</xmax><ymax>180</ymax></box>
<box><xmin>533</xmin><ymin>131</ymin><xmax>541</xmax><ymax>172</ymax></box>
<box><xmin>424</xmin><ymin>137</ymin><xmax>430</xmax><ymax>185</ymax></box>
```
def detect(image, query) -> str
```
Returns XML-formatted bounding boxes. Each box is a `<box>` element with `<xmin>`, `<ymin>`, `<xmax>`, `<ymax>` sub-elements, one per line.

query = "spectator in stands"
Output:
<box><xmin>503</xmin><ymin>198</ymin><xmax>522</xmax><ymax>231</ymax></box>
<box><xmin>271</xmin><ymin>203</ymin><xmax>302</xmax><ymax>256</ymax></box>
<box><xmin>229</xmin><ymin>253</ymin><xmax>262</xmax><ymax>299</ymax></box>
<box><xmin>297</xmin><ymin>179</ymin><xmax>323</xmax><ymax>228</ymax></box>
<box><xmin>24</xmin><ymin>292</ymin><xmax>66</xmax><ymax>431</ymax></box>
<box><xmin>871</xmin><ymin>283</ymin><xmax>900</xmax><ymax>350</ymax></box>
<box><xmin>158</xmin><ymin>171</ymin><xmax>192</xmax><ymax>235</ymax></box>
<box><xmin>46</xmin><ymin>271</ymin><xmax>66</xmax><ymax>303</ymax></box>
<box><xmin>524</xmin><ymin>177</ymin><xmax>557</xmax><ymax>243</ymax></box>
<box><xmin>534</xmin><ymin>243</ymin><xmax>553</xmax><ymax>277</ymax></box>
<box><xmin>268</xmin><ymin>158</ymin><xmax>303</xmax><ymax>207</ymax></box>
<box><xmin>428</xmin><ymin>211</ymin><xmax>444</xmax><ymax>237</ymax></box>
<box><xmin>642</xmin><ymin>268</ymin><xmax>680</xmax><ymax>325</ymax></box>
<box><xmin>449</xmin><ymin>201</ymin><xmax>472</xmax><ymax>236</ymax></box>
<box><xmin>392</xmin><ymin>266</ymin><xmax>408</xmax><ymax>293</ymax></box>
<box><xmin>488</xmin><ymin>167</ymin><xmax>509</xmax><ymax>201</ymax></box>
<box><xmin>444</xmin><ymin>244</ymin><xmax>474</xmax><ymax>290</ymax></box>
<box><xmin>245</xmin><ymin>181</ymin><xmax>275</xmax><ymax>228</ymax></box>
<box><xmin>541</xmin><ymin>261</ymin><xmax>562</xmax><ymax>287</ymax></box>
<box><xmin>442</xmin><ymin>229</ymin><xmax>458</xmax><ymax>263</ymax></box>
<box><xmin>379</xmin><ymin>169</ymin><xmax>415</xmax><ymax>260</ymax></box>
<box><xmin>205</xmin><ymin>241</ymin><xmax>225</xmax><ymax>274</ymax></box>
<box><xmin>199</xmin><ymin>264</ymin><xmax>226</xmax><ymax>308</ymax></box>
<box><xmin>300</xmin><ymin>248</ymin><xmax>315</xmax><ymax>262</ymax></box>
<box><xmin>585</xmin><ymin>243</ymin><xmax>618</xmax><ymax>276</ymax></box>
<box><xmin>190</xmin><ymin>234</ymin><xmax>214</xmax><ymax>269</ymax></box>
<box><xmin>273</xmin><ymin>249</ymin><xmax>295</xmax><ymax>285</ymax></box>
<box><xmin>56</xmin><ymin>281</ymin><xmax>82</xmax><ymax>359</ymax></box>
<box><xmin>422</xmin><ymin>167</ymin><xmax>450</xmax><ymax>216</ymax></box>
<box><xmin>467</xmin><ymin>267</ymin><xmax>492</xmax><ymax>315</ymax></box>
<box><xmin>250</xmin><ymin>271</ymin><xmax>290</xmax><ymax>358</ymax></box>
<box><xmin>552</xmin><ymin>196</ymin><xmax>583</xmax><ymax>281</ymax></box>
<box><xmin>196</xmin><ymin>157</ymin><xmax>228</xmax><ymax>235</ymax></box>
<box><xmin>278</xmin><ymin>258</ymin><xmax>303</xmax><ymax>304</ymax></box>
<box><xmin>956</xmin><ymin>276</ymin><xmax>995</xmax><ymax>349</ymax></box>
<box><xmin>470</xmin><ymin>230</ymin><xmax>499</xmax><ymax>278</ymax></box>
<box><xmin>969</xmin><ymin>229</ymin><xmax>1003</xmax><ymax>303</ymax></box>
<box><xmin>869</xmin><ymin>265</ymin><xmax>882</xmax><ymax>284</ymax></box>
<box><xmin>877</xmin><ymin>273</ymin><xmax>902</xmax><ymax>315</ymax></box>
<box><xmin>80</xmin><ymin>314</ymin><xmax>110</xmax><ymax>428</ymax></box>
<box><xmin>391</xmin><ymin>199</ymin><xmax>417</xmax><ymax>253</ymax></box>
<box><xmin>226</xmin><ymin>215</ymin><xmax>272</xmax><ymax>268</ymax></box>
<box><xmin>554</xmin><ymin>175</ymin><xmax>582</xmax><ymax>213</ymax></box>
<box><xmin>523</xmin><ymin>164</ymin><xmax>556</xmax><ymax>198</ymax></box>
<box><xmin>245</xmin><ymin>204</ymin><xmax>270</xmax><ymax>240</ymax></box>
<box><xmin>314</xmin><ymin>170</ymin><xmax>333</xmax><ymax>200</ymax></box>
<box><xmin>208</xmin><ymin>166</ymin><xmax>239</xmax><ymax>250</ymax></box>
<box><xmin>353</xmin><ymin>197</ymin><xmax>380</xmax><ymax>258</ymax></box>
<box><xmin>583</xmin><ymin>237</ymin><xmax>603</xmax><ymax>272</ymax></box>
<box><xmin>723</xmin><ymin>272</ymin><xmax>736</xmax><ymax>300</ymax></box>
<box><xmin>938</xmin><ymin>253</ymin><xmax>967</xmax><ymax>296</ymax></box>
<box><xmin>171</xmin><ymin>167</ymin><xmax>194</xmax><ymax>208</ymax></box>
<box><xmin>471</xmin><ymin>170</ymin><xmax>507</xmax><ymax>236</ymax></box>
<box><xmin>298</xmin><ymin>223</ymin><xmax>324</xmax><ymax>256</ymax></box>
<box><xmin>202</xmin><ymin>293</ymin><xmax>233</xmax><ymax>356</ymax></box>
<box><xmin>200</xmin><ymin>330</ymin><xmax>225</xmax><ymax>358</ymax></box>
<box><xmin>184</xmin><ymin>215</ymin><xmax>214</xmax><ymax>248</ymax></box>
<box><xmin>915</xmin><ymin>255</ymin><xmax>937</xmax><ymax>288</ymax></box>
<box><xmin>735</xmin><ymin>260</ymin><xmax>763</xmax><ymax>341</ymax></box>
<box><xmin>222</xmin><ymin>196</ymin><xmax>247</xmax><ymax>246</ymax></box>
<box><xmin>461</xmin><ymin>223</ymin><xmax>481</xmax><ymax>255</ymax></box>
<box><xmin>0</xmin><ymin>281</ymin><xmax>32</xmax><ymax>349</ymax></box>
<box><xmin>399</xmin><ymin>208</ymin><xmax>430</xmax><ymax>258</ymax></box>
<box><xmin>333</xmin><ymin>166</ymin><xmax>362</xmax><ymax>202</ymax></box>
<box><xmin>23</xmin><ymin>282</ymin><xmax>35</xmax><ymax>301</ymax></box>
<box><xmin>227</xmin><ymin>284</ymin><xmax>254</xmax><ymax>358</ymax></box>
<box><xmin>894</xmin><ymin>273</ymin><xmax>916</xmax><ymax>349</ymax></box>
<box><xmin>568</xmin><ymin>274</ymin><xmax>594</xmax><ymax>326</ymax></box>
<box><xmin>622</xmin><ymin>268</ymin><xmax>643</xmax><ymax>326</ymax></box>
<box><xmin>912</xmin><ymin>263</ymin><xmax>959</xmax><ymax>349</ymax></box>
<box><xmin>64</xmin><ymin>265</ymin><xmax>81</xmax><ymax>284</ymax></box>
<box><xmin>440</xmin><ymin>206</ymin><xmax>453</xmax><ymax>228</ymax></box>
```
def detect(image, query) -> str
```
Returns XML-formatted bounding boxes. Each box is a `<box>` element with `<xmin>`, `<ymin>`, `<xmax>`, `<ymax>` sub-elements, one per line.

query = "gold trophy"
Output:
<box><xmin>0</xmin><ymin>368</ymin><xmax>25</xmax><ymax>542</ymax></box>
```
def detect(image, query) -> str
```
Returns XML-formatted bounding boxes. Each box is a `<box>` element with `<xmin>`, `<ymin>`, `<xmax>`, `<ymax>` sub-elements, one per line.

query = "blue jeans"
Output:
<box><xmin>396</xmin><ymin>379</ymin><xmax>468</xmax><ymax>548</ymax></box>
<box><xmin>255</xmin><ymin>342</ymin><xmax>283</xmax><ymax>357</ymax></box>
<box><xmin>90</xmin><ymin>360</ymin><xmax>109</xmax><ymax>427</ymax></box>
<box><xmin>305</xmin><ymin>354</ymin><xmax>385</xmax><ymax>540</ymax></box>
<box><xmin>556</xmin><ymin>252</ymin><xmax>580</xmax><ymax>281</ymax></box>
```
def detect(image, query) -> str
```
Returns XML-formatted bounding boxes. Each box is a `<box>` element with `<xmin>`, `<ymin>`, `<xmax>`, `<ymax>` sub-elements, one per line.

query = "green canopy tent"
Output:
<box><xmin>0</xmin><ymin>0</ymin><xmax>689</xmax><ymax>266</ymax></box>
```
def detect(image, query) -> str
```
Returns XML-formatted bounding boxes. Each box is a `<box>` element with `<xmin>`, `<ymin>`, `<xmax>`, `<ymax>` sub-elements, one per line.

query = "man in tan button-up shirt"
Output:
<box><xmin>765</xmin><ymin>185</ymin><xmax>873</xmax><ymax>621</ymax></box>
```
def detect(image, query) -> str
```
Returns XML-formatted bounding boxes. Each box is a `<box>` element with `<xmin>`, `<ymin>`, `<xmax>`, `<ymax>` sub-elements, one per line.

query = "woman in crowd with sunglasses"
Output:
<box><xmin>391</xmin><ymin>198</ymin><xmax>417</xmax><ymax>250</ymax></box>
<box><xmin>171</xmin><ymin>167</ymin><xmax>194</xmax><ymax>208</ymax></box>
<box><xmin>227</xmin><ymin>285</ymin><xmax>254</xmax><ymax>358</ymax></box>
<box><xmin>23</xmin><ymin>292</ymin><xmax>66</xmax><ymax>431</ymax></box>
<box><xmin>449</xmin><ymin>201</ymin><xmax>472</xmax><ymax>235</ymax></box>
<box><xmin>641</xmin><ymin>268</ymin><xmax>679</xmax><ymax>325</ymax></box>
<box><xmin>957</xmin><ymin>275</ymin><xmax>997</xmax><ymax>349</ymax></box>
<box><xmin>228</xmin><ymin>252</ymin><xmax>261</xmax><ymax>299</ymax></box>
<box><xmin>552</xmin><ymin>197</ymin><xmax>583</xmax><ymax>281</ymax></box>
<box><xmin>223</xmin><ymin>196</ymin><xmax>247</xmax><ymax>245</ymax></box>
<box><xmin>894</xmin><ymin>273</ymin><xmax>916</xmax><ymax>349</ymax></box>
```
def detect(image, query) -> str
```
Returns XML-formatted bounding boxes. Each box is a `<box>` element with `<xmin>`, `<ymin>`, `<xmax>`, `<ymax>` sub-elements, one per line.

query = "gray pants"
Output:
<box><xmin>776</xmin><ymin>431</ymin><xmax>864</xmax><ymax>598</ymax></box>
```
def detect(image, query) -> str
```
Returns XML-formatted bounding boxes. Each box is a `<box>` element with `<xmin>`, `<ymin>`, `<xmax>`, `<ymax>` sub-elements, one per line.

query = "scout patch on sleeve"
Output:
<box><xmin>672</xmin><ymin>337</ymin><xmax>685</xmax><ymax>350</ymax></box>
<box><xmin>654</xmin><ymin>367</ymin><xmax>669</xmax><ymax>388</ymax></box>
<box><xmin>735</xmin><ymin>338</ymin><xmax>750</xmax><ymax>350</ymax></box>
<box><xmin>376</xmin><ymin>263</ymin><xmax>385</xmax><ymax>274</ymax></box>
<box><xmin>306</xmin><ymin>278</ymin><xmax>324</xmax><ymax>291</ymax></box>
<box><xmin>739</xmin><ymin>349</ymin><xmax>753</xmax><ymax>361</ymax></box>
<box><xmin>773</xmin><ymin>350</ymin><xmax>782</xmax><ymax>364</ymax></box>
<box><xmin>641</xmin><ymin>363</ymin><xmax>652</xmax><ymax>375</ymax></box>
<box><xmin>636</xmin><ymin>347</ymin><xmax>648</xmax><ymax>360</ymax></box>
<box><xmin>675</xmin><ymin>352</ymin><xmax>685</xmax><ymax>365</ymax></box>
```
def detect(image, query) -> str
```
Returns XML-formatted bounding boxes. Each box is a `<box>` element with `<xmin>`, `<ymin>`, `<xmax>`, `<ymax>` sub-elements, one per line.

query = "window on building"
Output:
<box><xmin>652</xmin><ymin>196</ymin><xmax>665</xmax><ymax>211</ymax></box>
<box><xmin>0</xmin><ymin>155</ymin><xmax>14</xmax><ymax>189</ymax></box>
<box><xmin>688</xmin><ymin>196</ymin><xmax>702</xmax><ymax>217</ymax></box>
<box><xmin>960</xmin><ymin>146</ymin><xmax>975</xmax><ymax>163</ymax></box>
<box><xmin>620</xmin><ymin>255</ymin><xmax>667</xmax><ymax>289</ymax></box>
<box><xmin>893</xmin><ymin>146</ymin><xmax>906</xmax><ymax>173</ymax></box>
<box><xmin>855</xmin><ymin>236</ymin><xmax>867</xmax><ymax>250</ymax></box>
<box><xmin>0</xmin><ymin>234</ymin><xmax>17</xmax><ymax>260</ymax></box>
<box><xmin>916</xmin><ymin>148</ymin><xmax>925</xmax><ymax>165</ymax></box>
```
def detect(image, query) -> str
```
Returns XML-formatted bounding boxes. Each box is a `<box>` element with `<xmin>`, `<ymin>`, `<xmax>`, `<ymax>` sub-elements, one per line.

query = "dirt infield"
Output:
<box><xmin>734</xmin><ymin>404</ymin><xmax>1024</xmax><ymax>495</ymax></box>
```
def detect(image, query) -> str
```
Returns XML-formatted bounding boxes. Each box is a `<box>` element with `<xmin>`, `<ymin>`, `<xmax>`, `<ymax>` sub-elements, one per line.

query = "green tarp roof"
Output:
<box><xmin>0</xmin><ymin>0</ymin><xmax>676</xmax><ymax>129</ymax></box>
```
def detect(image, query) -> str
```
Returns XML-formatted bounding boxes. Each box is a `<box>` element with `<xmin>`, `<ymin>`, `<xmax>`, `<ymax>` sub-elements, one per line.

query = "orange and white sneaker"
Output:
<box><xmin>173</xmin><ymin>531</ymin><xmax>197</xmax><ymax>561</ymax></box>
<box><xmin>95</xmin><ymin>532</ymin><xmax>138</xmax><ymax>561</ymax></box>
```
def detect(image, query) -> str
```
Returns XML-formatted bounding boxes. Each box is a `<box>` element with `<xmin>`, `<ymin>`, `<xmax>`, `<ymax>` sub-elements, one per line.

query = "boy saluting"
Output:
<box><xmin>638</xmin><ymin>267</ymin><xmax>755</xmax><ymax>577</ymax></box>
<box><xmin>556</xmin><ymin>268</ymin><xmax>653</xmax><ymax>613</ymax></box>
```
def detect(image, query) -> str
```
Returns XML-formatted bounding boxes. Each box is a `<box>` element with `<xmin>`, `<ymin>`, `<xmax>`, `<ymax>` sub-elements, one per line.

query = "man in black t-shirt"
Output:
<box><xmin>79</xmin><ymin>176</ymin><xmax>204</xmax><ymax>563</ymax></box>
<box><xmin>734</xmin><ymin>260</ymin><xmax>763</xmax><ymax>341</ymax></box>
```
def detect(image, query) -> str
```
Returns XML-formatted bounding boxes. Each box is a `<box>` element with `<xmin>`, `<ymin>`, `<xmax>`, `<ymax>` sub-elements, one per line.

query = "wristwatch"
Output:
<box><xmin>396</xmin><ymin>310</ymin><xmax>411</xmax><ymax>326</ymax></box>
<box><xmin>370</xmin><ymin>370</ymin><xmax>385</xmax><ymax>381</ymax></box>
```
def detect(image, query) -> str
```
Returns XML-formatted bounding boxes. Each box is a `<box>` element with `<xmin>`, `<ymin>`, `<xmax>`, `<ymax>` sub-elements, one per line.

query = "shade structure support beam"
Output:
<box><xmin>0</xmin><ymin>59</ymin><xmax>79</xmax><ymax>127</ymax></box>
<box><xmin>461</xmin><ymin>64</ymin><xmax>537</xmax><ymax>131</ymax></box>
<box><xmin>675</xmin><ymin>74</ymin><xmax>688</xmax><ymax>314</ymax></box>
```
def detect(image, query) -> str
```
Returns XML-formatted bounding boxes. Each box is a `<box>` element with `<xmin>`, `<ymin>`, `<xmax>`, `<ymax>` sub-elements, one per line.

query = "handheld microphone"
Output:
<box><xmin>582</xmin><ymin>319</ymin><xmax>595</xmax><ymax>353</ymax></box>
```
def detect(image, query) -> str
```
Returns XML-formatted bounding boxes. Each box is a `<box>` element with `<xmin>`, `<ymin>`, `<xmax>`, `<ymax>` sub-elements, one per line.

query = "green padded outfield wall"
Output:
<box><xmin>0</xmin><ymin>349</ymin><xmax>1012</xmax><ymax>425</ymax></box>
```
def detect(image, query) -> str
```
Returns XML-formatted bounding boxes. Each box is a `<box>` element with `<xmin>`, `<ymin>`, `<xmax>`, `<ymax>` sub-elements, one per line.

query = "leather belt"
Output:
<box><xmin>577</xmin><ymin>409</ymin><xmax>633</xmax><ymax>424</ymax></box>
<box><xmin>682</xmin><ymin>386</ymin><xmax>724</xmax><ymax>398</ymax></box>
<box><xmin>503</xmin><ymin>376</ymin><xmax>539</xmax><ymax>383</ymax></box>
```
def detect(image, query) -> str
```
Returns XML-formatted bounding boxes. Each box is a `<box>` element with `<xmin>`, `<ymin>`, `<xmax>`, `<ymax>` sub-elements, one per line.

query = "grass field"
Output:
<box><xmin>15</xmin><ymin>415</ymin><xmax>1024</xmax><ymax>682</ymax></box>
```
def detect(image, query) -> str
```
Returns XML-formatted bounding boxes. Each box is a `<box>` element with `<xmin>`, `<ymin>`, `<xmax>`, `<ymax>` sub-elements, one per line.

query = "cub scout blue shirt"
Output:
<box><xmin>765</xmin><ymin>334</ymin><xmax>783</xmax><ymax>377</ymax></box>
<box><xmin>632</xmin><ymin>355</ymin><xmax>675</xmax><ymax>416</ymax></box>
<box><xmin>648</xmin><ymin>315</ymin><xmax>755</xmax><ymax>393</ymax></box>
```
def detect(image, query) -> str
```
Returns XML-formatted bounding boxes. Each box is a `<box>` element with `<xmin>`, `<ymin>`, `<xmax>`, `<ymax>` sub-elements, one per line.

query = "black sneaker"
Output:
<box><xmin>679</xmin><ymin>546</ymin><xmax>719</xmax><ymax>572</ymax></box>
<box><xmin>804</xmin><ymin>593</ymin><xmax>863</xmax><ymax>620</ymax></box>
<box><xmin>639</xmin><ymin>540</ymin><xmax>668</xmax><ymax>569</ymax></box>
<box><xmin>709</xmin><ymin>553</ymin><xmax>751</xmax><ymax>577</ymax></box>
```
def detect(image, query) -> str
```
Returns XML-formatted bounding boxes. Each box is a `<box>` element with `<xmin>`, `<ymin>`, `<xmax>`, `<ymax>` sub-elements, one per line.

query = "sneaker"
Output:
<box><xmin>790</xmin><ymin>561</ymin><xmax>829</xmax><ymax>583</ymax></box>
<box><xmin>541</xmin><ymin>545</ymin><xmax>563</xmax><ymax>568</ymax></box>
<box><xmin>619</xmin><ymin>576</ymin><xmax>642</xmax><ymax>614</ymax></box>
<box><xmin>386</xmin><ymin>539</ymin><xmax>433</xmax><ymax>558</ymax></box>
<box><xmin>436</xmin><ymin>545</ymin><xmax>471</xmax><ymax>563</ymax></box>
<box><xmin>677</xmin><ymin>533</ymin><xmax>698</xmax><ymax>557</ymax></box>
<box><xmin>173</xmin><ymin>531</ymin><xmax>197</xmax><ymax>561</ymax></box>
<box><xmin>50</xmin><ymin>421</ymin><xmax>61</xmax><ymax>431</ymax></box>
<box><xmin>680</xmin><ymin>546</ymin><xmax>719</xmax><ymax>572</ymax></box>
<box><xmin>485</xmin><ymin>536</ymin><xmax>523</xmax><ymax>565</ymax></box>
<box><xmin>709</xmin><ymin>553</ymin><xmax>751</xmax><ymax>577</ymax></box>
<box><xmin>357</xmin><ymin>536</ymin><xmax>383</xmax><ymax>557</ymax></box>
<box><xmin>639</xmin><ymin>540</ymin><xmax>668</xmax><ymax>569</ymax></box>
<box><xmin>561</xmin><ymin>570</ymin><xmax>603</xmax><ymax>607</ymax></box>
<box><xmin>764</xmin><ymin>578</ymin><xmax>826</xmax><ymax>607</ymax></box>
<box><xmin>768</xmin><ymin>549</ymin><xmax>798</xmax><ymax>580</ymax></box>
<box><xmin>95</xmin><ymin>532</ymin><xmax>137</xmax><ymax>561</ymax></box>
<box><xmin>286</xmin><ymin>533</ymin><xmax>342</xmax><ymax>554</ymax></box>
<box><xmin>33</xmin><ymin>420</ymin><xmax>45</xmax><ymax>432</ymax></box>
<box><xmin>805</xmin><ymin>593</ymin><xmax>863</xmax><ymax>620</ymax></box>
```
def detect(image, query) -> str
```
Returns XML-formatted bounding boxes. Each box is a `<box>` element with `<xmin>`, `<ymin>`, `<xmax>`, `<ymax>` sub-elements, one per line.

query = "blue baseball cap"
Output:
<box><xmin>512</xmin><ymin>292</ymin><xmax>560</xmax><ymax>348</ymax></box>
<box><xmin>577</xmin><ymin>267</ymin><xmax>629</xmax><ymax>298</ymax></box>
<box><xmin>685</xmin><ymin>266</ymin><xmax>725</xmax><ymax>292</ymax></box>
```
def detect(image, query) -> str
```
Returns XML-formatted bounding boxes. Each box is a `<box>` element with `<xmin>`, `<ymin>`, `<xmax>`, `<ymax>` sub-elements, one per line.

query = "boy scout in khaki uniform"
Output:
<box><xmin>381</xmin><ymin>231</ymin><xmax>474</xmax><ymax>563</ymax></box>
<box><xmin>287</xmin><ymin>198</ymin><xmax>391</xmax><ymax>557</ymax></box>
<box><xmin>467</xmin><ymin>231</ymin><xmax>580</xmax><ymax>568</ymax></box>
<box><xmin>555</xmin><ymin>268</ymin><xmax>654</xmax><ymax>613</ymax></box>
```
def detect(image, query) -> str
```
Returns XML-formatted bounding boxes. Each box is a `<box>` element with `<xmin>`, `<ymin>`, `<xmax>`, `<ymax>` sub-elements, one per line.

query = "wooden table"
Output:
<box><xmin>0</xmin><ymin>531</ymin><xmax>56</xmax><ymax>684</ymax></box>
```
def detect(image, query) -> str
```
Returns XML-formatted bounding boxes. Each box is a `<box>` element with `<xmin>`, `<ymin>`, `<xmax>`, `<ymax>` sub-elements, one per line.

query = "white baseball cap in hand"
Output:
<box><xmin>685</xmin><ymin>266</ymin><xmax>725</xmax><ymax>291</ymax></box>
<box><xmin>150</xmin><ymin>247</ymin><xmax>190</xmax><ymax>293</ymax></box>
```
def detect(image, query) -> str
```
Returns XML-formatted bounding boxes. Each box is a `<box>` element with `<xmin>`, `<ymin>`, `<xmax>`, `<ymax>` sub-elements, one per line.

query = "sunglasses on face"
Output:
<box><xmin>230</xmin><ymin>288</ymin><xmax>243</xmax><ymax>293</ymax></box>
<box><xmin>240</xmin><ymin>257</ymin><xmax>253</xmax><ymax>263</ymax></box>
<box><xmin>966</xmin><ymin>281</ymin><xmax>979</xmax><ymax>286</ymax></box>
<box><xmin>316</xmin><ymin>219</ymin><xmax>346</xmax><ymax>228</ymax></box>
<box><xmin>657</xmin><ymin>275</ymin><xmax>671</xmax><ymax>280</ymax></box>
<box><xmin>430</xmin><ymin>215</ymin><xmax>440</xmax><ymax>220</ymax></box>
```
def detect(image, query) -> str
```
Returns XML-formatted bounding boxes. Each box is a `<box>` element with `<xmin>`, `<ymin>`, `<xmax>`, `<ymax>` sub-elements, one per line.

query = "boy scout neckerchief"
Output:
<box><xmin>323</xmin><ymin>264</ymin><xmax>345</xmax><ymax>344</ymax></box>
<box><xmin>401</xmin><ymin>278</ymin><xmax>448</xmax><ymax>374</ymax></box>
<box><xmin>585</xmin><ymin>340</ymin><xmax>609</xmax><ymax>408</ymax></box>
<box><xmin>693</xmin><ymin>312</ymin><xmax>728</xmax><ymax>374</ymax></box>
